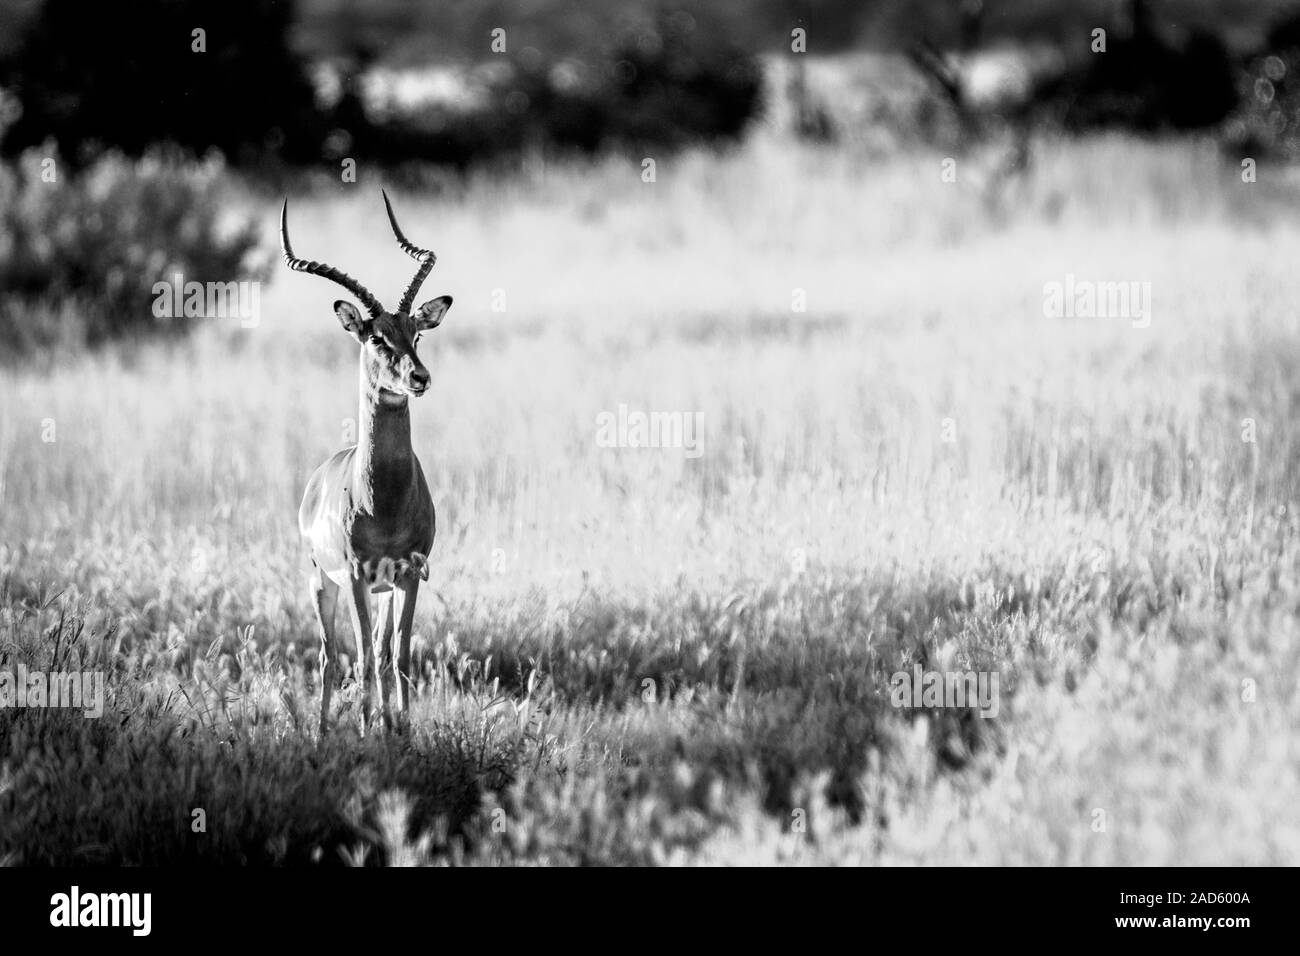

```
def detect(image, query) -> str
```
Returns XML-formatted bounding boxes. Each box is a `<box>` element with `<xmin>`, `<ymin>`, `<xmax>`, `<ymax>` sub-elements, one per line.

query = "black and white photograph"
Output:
<box><xmin>0</xmin><ymin>0</ymin><xmax>1289</xmax><ymax>926</ymax></box>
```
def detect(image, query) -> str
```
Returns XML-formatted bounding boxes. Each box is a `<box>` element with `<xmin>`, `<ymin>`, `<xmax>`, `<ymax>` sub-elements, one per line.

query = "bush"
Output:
<box><xmin>1224</xmin><ymin>14</ymin><xmax>1300</xmax><ymax>161</ymax></box>
<box><xmin>0</xmin><ymin>148</ymin><xmax>266</xmax><ymax>356</ymax></box>
<box><xmin>1060</xmin><ymin>28</ymin><xmax>1237</xmax><ymax>132</ymax></box>
<box><xmin>332</xmin><ymin>10</ymin><xmax>763</xmax><ymax>167</ymax></box>
<box><xmin>0</xmin><ymin>0</ymin><xmax>323</xmax><ymax>165</ymax></box>
<box><xmin>1</xmin><ymin>2</ymin><xmax>760</xmax><ymax>170</ymax></box>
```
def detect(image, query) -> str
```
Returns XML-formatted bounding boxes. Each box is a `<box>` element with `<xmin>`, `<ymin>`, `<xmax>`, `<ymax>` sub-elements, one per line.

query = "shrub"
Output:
<box><xmin>332</xmin><ymin>10</ymin><xmax>763</xmax><ymax>167</ymax></box>
<box><xmin>1051</xmin><ymin>1</ymin><xmax>1237</xmax><ymax>134</ymax></box>
<box><xmin>1224</xmin><ymin>14</ymin><xmax>1300</xmax><ymax>161</ymax></box>
<box><xmin>0</xmin><ymin>148</ymin><xmax>266</xmax><ymax>356</ymax></box>
<box><xmin>0</xmin><ymin>0</ymin><xmax>324</xmax><ymax>165</ymax></box>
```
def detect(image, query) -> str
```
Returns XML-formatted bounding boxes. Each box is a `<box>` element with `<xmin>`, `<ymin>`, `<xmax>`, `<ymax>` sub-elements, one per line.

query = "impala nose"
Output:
<box><xmin>409</xmin><ymin>367</ymin><xmax>430</xmax><ymax>392</ymax></box>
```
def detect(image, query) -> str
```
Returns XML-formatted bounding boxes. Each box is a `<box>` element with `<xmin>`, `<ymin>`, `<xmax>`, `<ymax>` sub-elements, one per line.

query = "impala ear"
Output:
<box><xmin>414</xmin><ymin>295</ymin><xmax>452</xmax><ymax>331</ymax></box>
<box><xmin>334</xmin><ymin>300</ymin><xmax>370</xmax><ymax>339</ymax></box>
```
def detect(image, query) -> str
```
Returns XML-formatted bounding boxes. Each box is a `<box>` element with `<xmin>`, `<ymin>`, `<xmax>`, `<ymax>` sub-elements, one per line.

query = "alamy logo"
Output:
<box><xmin>889</xmin><ymin>665</ymin><xmax>1000</xmax><ymax>718</ymax></box>
<box><xmin>0</xmin><ymin>665</ymin><xmax>104</xmax><ymax>718</ymax></box>
<box><xmin>152</xmin><ymin>272</ymin><xmax>261</xmax><ymax>328</ymax></box>
<box><xmin>595</xmin><ymin>404</ymin><xmax>703</xmax><ymax>458</ymax></box>
<box><xmin>50</xmin><ymin>886</ymin><xmax>151</xmax><ymax>936</ymax></box>
<box><xmin>1042</xmin><ymin>274</ymin><xmax>1151</xmax><ymax>328</ymax></box>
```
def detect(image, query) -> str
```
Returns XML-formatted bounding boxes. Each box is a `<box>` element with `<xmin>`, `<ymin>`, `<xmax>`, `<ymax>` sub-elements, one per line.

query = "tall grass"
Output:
<box><xmin>1</xmin><ymin>131</ymin><xmax>1299</xmax><ymax>864</ymax></box>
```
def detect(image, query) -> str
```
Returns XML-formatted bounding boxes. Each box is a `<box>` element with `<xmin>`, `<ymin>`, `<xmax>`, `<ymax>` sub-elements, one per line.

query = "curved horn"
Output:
<box><xmin>280</xmin><ymin>199</ymin><xmax>384</xmax><ymax>317</ymax></box>
<box><xmin>382</xmin><ymin>189</ymin><xmax>436</xmax><ymax>315</ymax></box>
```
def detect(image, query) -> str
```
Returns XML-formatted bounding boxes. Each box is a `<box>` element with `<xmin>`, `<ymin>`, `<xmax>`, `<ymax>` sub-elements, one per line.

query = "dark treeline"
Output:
<box><xmin>3</xmin><ymin>0</ymin><xmax>1300</xmax><ymax>171</ymax></box>
<box><xmin>287</xmin><ymin>0</ymin><xmax>1294</xmax><ymax>61</ymax></box>
<box><xmin>0</xmin><ymin>0</ymin><xmax>762</xmax><ymax>170</ymax></box>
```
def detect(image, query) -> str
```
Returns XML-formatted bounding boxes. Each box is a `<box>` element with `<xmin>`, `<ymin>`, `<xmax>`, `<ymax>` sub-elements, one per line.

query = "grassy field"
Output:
<box><xmin>2</xmin><ymin>129</ymin><xmax>1300</xmax><ymax>865</ymax></box>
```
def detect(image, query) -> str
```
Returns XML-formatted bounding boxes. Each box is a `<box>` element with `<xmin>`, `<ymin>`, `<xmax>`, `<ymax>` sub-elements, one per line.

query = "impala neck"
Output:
<box><xmin>354</xmin><ymin>359</ymin><xmax>415</xmax><ymax>514</ymax></box>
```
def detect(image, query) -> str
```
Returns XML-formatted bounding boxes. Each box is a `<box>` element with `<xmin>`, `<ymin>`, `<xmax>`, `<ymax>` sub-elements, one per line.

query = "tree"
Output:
<box><xmin>0</xmin><ymin>0</ymin><xmax>324</xmax><ymax>164</ymax></box>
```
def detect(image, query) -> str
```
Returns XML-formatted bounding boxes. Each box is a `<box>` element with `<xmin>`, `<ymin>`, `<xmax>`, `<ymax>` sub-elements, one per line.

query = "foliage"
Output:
<box><xmin>335</xmin><ymin>10</ymin><xmax>763</xmax><ymax>166</ymax></box>
<box><xmin>0</xmin><ymin>148</ymin><xmax>265</xmax><ymax>355</ymax></box>
<box><xmin>0</xmin><ymin>0</ymin><xmax>323</xmax><ymax>165</ymax></box>
<box><xmin>1058</xmin><ymin>27</ymin><xmax>1237</xmax><ymax>132</ymax></box>
<box><xmin>1224</xmin><ymin>13</ymin><xmax>1300</xmax><ymax>160</ymax></box>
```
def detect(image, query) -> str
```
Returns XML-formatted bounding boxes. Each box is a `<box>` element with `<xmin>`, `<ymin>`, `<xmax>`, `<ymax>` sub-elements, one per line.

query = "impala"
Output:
<box><xmin>282</xmin><ymin>191</ymin><xmax>452</xmax><ymax>734</ymax></box>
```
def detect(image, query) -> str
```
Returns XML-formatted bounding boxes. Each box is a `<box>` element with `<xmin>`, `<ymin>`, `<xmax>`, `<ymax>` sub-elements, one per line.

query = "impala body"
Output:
<box><xmin>283</xmin><ymin>192</ymin><xmax>452</xmax><ymax>734</ymax></box>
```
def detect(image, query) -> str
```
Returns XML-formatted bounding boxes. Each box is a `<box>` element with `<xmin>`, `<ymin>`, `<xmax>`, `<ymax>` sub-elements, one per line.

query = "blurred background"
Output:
<box><xmin>2</xmin><ymin>0</ymin><xmax>1300</xmax><ymax>865</ymax></box>
<box><xmin>3</xmin><ymin>0</ymin><xmax>1300</xmax><ymax>351</ymax></box>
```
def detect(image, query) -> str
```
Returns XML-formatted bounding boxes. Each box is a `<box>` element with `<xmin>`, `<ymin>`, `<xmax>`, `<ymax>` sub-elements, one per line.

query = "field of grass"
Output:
<box><xmin>2</xmin><ymin>129</ymin><xmax>1300</xmax><ymax>865</ymax></box>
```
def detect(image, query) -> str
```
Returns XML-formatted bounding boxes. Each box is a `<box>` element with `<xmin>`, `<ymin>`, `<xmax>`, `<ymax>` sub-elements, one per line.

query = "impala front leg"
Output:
<box><xmin>373</xmin><ymin>590</ymin><xmax>395</xmax><ymax>734</ymax></box>
<box><xmin>309</xmin><ymin>565</ymin><xmax>341</xmax><ymax>737</ymax></box>
<box><xmin>393</xmin><ymin>577</ymin><xmax>419</xmax><ymax>725</ymax></box>
<box><xmin>343</xmin><ymin>575</ymin><xmax>375</xmax><ymax>735</ymax></box>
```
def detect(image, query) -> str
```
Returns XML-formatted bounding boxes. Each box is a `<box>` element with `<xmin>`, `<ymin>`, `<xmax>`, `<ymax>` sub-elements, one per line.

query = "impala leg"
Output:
<box><xmin>309</xmin><ymin>565</ymin><xmax>341</xmax><ymax>737</ymax></box>
<box><xmin>373</xmin><ymin>590</ymin><xmax>395</xmax><ymax>734</ymax></box>
<box><xmin>343</xmin><ymin>575</ymin><xmax>375</xmax><ymax>735</ymax></box>
<box><xmin>393</xmin><ymin>578</ymin><xmax>420</xmax><ymax>725</ymax></box>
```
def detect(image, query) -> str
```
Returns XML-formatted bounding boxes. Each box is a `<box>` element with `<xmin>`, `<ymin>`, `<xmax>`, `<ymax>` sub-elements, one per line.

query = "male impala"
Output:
<box><xmin>282</xmin><ymin>191</ymin><xmax>452</xmax><ymax>734</ymax></box>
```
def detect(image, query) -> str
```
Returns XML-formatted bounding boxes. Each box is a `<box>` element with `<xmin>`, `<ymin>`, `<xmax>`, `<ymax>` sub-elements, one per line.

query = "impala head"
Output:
<box><xmin>281</xmin><ymin>190</ymin><xmax>453</xmax><ymax>399</ymax></box>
